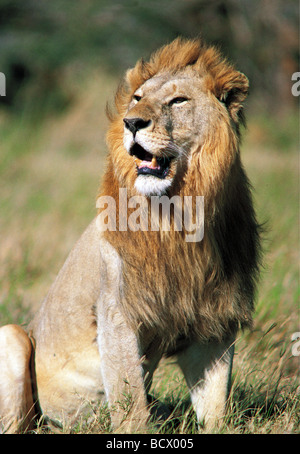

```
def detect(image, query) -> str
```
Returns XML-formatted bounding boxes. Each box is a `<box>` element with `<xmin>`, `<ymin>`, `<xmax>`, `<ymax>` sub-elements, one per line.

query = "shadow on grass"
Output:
<box><xmin>149</xmin><ymin>371</ymin><xmax>299</xmax><ymax>434</ymax></box>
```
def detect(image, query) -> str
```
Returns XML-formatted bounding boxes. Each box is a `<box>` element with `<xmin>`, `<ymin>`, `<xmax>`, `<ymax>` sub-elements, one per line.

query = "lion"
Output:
<box><xmin>0</xmin><ymin>37</ymin><xmax>261</xmax><ymax>433</ymax></box>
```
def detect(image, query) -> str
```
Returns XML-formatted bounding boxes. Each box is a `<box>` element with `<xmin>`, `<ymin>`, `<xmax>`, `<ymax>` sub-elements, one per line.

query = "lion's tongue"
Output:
<box><xmin>137</xmin><ymin>156</ymin><xmax>160</xmax><ymax>170</ymax></box>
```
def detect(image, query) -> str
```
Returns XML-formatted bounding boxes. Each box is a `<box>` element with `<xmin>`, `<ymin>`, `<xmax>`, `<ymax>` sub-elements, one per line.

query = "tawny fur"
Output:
<box><xmin>0</xmin><ymin>37</ymin><xmax>261</xmax><ymax>433</ymax></box>
<box><xmin>99</xmin><ymin>37</ymin><xmax>261</xmax><ymax>346</ymax></box>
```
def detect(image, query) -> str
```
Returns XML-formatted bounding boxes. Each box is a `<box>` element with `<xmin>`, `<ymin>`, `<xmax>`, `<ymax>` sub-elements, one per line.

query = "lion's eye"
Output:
<box><xmin>169</xmin><ymin>97</ymin><xmax>188</xmax><ymax>106</ymax></box>
<box><xmin>133</xmin><ymin>94</ymin><xmax>142</xmax><ymax>102</ymax></box>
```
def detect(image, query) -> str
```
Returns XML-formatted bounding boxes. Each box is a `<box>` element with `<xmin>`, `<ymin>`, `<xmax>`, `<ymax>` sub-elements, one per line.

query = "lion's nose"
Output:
<box><xmin>123</xmin><ymin>118</ymin><xmax>151</xmax><ymax>136</ymax></box>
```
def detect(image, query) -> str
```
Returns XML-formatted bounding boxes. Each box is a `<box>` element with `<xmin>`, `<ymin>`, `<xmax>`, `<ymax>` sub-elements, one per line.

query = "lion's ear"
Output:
<box><xmin>216</xmin><ymin>71</ymin><xmax>249</xmax><ymax>123</ymax></box>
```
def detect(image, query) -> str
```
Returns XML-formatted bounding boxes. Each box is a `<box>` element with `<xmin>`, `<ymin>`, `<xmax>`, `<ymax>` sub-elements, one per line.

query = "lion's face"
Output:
<box><xmin>123</xmin><ymin>69</ymin><xmax>216</xmax><ymax>197</ymax></box>
<box><xmin>106</xmin><ymin>38</ymin><xmax>248</xmax><ymax>199</ymax></box>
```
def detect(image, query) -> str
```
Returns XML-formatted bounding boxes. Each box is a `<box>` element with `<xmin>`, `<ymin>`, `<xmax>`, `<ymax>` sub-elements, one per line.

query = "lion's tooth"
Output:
<box><xmin>151</xmin><ymin>156</ymin><xmax>158</xmax><ymax>168</ymax></box>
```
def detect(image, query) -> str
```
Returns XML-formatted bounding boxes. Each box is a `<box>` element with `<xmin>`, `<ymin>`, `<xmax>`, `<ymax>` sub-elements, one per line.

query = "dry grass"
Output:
<box><xmin>0</xmin><ymin>71</ymin><xmax>299</xmax><ymax>434</ymax></box>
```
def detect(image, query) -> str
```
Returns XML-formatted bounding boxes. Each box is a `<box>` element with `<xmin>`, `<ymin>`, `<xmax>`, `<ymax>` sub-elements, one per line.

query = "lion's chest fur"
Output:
<box><xmin>106</xmin><ymin>229</ymin><xmax>213</xmax><ymax>344</ymax></box>
<box><xmin>105</xmin><ymin>213</ymin><xmax>253</xmax><ymax>345</ymax></box>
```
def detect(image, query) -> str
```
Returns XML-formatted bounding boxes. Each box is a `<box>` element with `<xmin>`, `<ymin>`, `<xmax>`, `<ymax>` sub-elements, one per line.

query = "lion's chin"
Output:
<box><xmin>134</xmin><ymin>175</ymin><xmax>172</xmax><ymax>197</ymax></box>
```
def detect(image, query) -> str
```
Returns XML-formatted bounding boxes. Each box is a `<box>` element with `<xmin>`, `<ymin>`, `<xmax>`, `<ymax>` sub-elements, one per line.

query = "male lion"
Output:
<box><xmin>0</xmin><ymin>38</ymin><xmax>261</xmax><ymax>433</ymax></box>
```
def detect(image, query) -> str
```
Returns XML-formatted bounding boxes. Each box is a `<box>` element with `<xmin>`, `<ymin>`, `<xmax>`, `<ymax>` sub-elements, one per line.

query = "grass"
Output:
<box><xmin>0</xmin><ymin>72</ymin><xmax>299</xmax><ymax>434</ymax></box>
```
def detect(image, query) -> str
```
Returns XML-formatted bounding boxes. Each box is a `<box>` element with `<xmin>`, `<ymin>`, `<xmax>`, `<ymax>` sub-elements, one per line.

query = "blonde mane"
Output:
<box><xmin>98</xmin><ymin>37</ymin><xmax>261</xmax><ymax>345</ymax></box>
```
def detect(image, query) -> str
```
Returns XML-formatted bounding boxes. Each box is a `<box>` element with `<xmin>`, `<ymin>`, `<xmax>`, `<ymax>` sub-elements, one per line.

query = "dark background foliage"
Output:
<box><xmin>0</xmin><ymin>0</ymin><xmax>298</xmax><ymax>115</ymax></box>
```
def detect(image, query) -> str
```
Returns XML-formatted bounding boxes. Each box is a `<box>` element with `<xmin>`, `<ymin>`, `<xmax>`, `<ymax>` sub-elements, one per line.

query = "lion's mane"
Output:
<box><xmin>98</xmin><ymin>38</ymin><xmax>261</xmax><ymax>346</ymax></box>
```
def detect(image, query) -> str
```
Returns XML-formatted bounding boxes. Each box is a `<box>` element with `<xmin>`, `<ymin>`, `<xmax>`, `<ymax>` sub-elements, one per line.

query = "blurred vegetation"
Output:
<box><xmin>0</xmin><ymin>0</ymin><xmax>298</xmax><ymax>117</ymax></box>
<box><xmin>0</xmin><ymin>1</ymin><xmax>299</xmax><ymax>434</ymax></box>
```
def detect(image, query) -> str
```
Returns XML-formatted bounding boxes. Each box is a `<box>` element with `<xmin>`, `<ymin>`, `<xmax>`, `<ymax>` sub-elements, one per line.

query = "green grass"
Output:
<box><xmin>0</xmin><ymin>74</ymin><xmax>299</xmax><ymax>433</ymax></box>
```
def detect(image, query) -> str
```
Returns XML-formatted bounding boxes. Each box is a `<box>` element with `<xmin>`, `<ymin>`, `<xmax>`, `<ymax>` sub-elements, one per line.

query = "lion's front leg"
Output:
<box><xmin>97</xmin><ymin>240</ymin><xmax>149</xmax><ymax>432</ymax></box>
<box><xmin>177</xmin><ymin>337</ymin><xmax>235</xmax><ymax>431</ymax></box>
<box><xmin>97</xmin><ymin>302</ymin><xmax>149</xmax><ymax>432</ymax></box>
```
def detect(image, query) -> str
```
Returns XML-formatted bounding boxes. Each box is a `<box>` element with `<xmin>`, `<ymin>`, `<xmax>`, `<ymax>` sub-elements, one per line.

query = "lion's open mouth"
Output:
<box><xmin>130</xmin><ymin>143</ymin><xmax>172</xmax><ymax>179</ymax></box>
